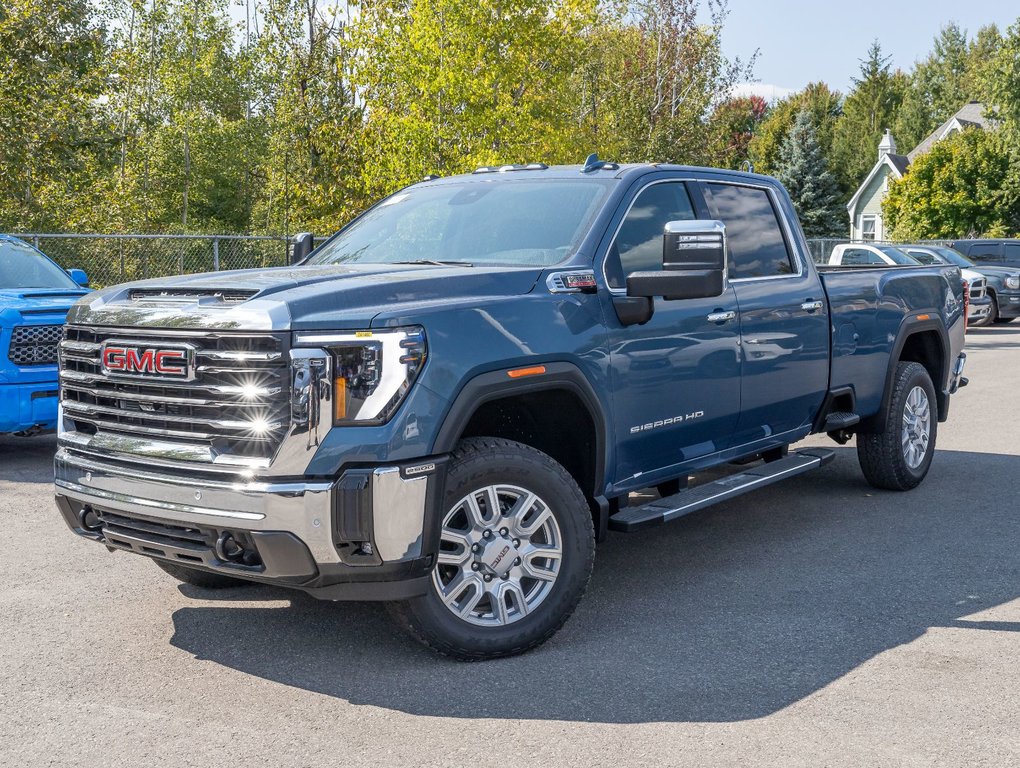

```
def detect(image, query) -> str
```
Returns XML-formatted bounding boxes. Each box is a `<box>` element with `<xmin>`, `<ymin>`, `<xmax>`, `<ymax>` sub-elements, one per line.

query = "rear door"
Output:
<box><xmin>700</xmin><ymin>181</ymin><xmax>829</xmax><ymax>446</ymax></box>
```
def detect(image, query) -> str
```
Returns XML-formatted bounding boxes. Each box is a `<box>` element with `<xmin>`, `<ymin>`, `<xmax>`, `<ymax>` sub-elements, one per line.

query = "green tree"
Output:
<box><xmin>0</xmin><ymin>0</ymin><xmax>116</xmax><ymax>231</ymax></box>
<box><xmin>883</xmin><ymin>128</ymin><xmax>1019</xmax><ymax>239</ymax></box>
<box><xmin>832</xmin><ymin>41</ymin><xmax>906</xmax><ymax>192</ymax></box>
<box><xmin>893</xmin><ymin>23</ymin><xmax>1003</xmax><ymax>152</ymax></box>
<box><xmin>250</xmin><ymin>0</ymin><xmax>364</xmax><ymax>234</ymax></box>
<box><xmin>709</xmin><ymin>95</ymin><xmax>767</xmax><ymax>169</ymax></box>
<box><xmin>582</xmin><ymin>0</ymin><xmax>754</xmax><ymax>166</ymax></box>
<box><xmin>775</xmin><ymin>110</ymin><xmax>845</xmax><ymax>237</ymax></box>
<box><xmin>748</xmin><ymin>82</ymin><xmax>842</xmax><ymax>182</ymax></box>
<box><xmin>352</xmin><ymin>0</ymin><xmax>594</xmax><ymax>200</ymax></box>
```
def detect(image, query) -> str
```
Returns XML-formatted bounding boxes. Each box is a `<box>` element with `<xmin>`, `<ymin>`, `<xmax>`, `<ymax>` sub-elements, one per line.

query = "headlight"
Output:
<box><xmin>1006</xmin><ymin>275</ymin><xmax>1020</xmax><ymax>290</ymax></box>
<box><xmin>318</xmin><ymin>328</ymin><xmax>426</xmax><ymax>425</ymax></box>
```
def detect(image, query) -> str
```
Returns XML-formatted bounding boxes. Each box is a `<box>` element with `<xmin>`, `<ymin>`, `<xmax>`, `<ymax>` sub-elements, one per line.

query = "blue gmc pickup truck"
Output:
<box><xmin>54</xmin><ymin>160</ymin><xmax>967</xmax><ymax>659</ymax></box>
<box><xmin>1</xmin><ymin>235</ymin><xmax>89</xmax><ymax>434</ymax></box>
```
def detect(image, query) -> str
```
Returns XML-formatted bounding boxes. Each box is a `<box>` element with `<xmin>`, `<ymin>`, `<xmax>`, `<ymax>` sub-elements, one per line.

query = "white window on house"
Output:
<box><xmin>861</xmin><ymin>215</ymin><xmax>877</xmax><ymax>242</ymax></box>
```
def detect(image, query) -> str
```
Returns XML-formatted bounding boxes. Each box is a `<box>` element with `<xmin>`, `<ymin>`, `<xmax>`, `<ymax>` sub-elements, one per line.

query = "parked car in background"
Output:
<box><xmin>826</xmin><ymin>243</ymin><xmax>921</xmax><ymax>267</ymax></box>
<box><xmin>0</xmin><ymin>235</ymin><xmax>90</xmax><ymax>434</ymax></box>
<box><xmin>947</xmin><ymin>240</ymin><xmax>1020</xmax><ymax>324</ymax></box>
<box><xmin>828</xmin><ymin>243</ymin><xmax>990</xmax><ymax>326</ymax></box>
<box><xmin>899</xmin><ymin>245</ymin><xmax>995</xmax><ymax>326</ymax></box>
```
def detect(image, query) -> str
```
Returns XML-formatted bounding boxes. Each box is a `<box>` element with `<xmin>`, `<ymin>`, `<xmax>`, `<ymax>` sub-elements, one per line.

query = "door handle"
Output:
<box><xmin>801</xmin><ymin>300</ymin><xmax>824</xmax><ymax>312</ymax></box>
<box><xmin>707</xmin><ymin>310</ymin><xmax>736</xmax><ymax>323</ymax></box>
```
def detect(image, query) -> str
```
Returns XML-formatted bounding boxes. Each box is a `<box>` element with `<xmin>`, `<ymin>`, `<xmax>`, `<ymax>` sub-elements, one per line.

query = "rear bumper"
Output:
<box><xmin>54</xmin><ymin>449</ymin><xmax>447</xmax><ymax>600</ymax></box>
<box><xmin>0</xmin><ymin>379</ymin><xmax>60</xmax><ymax>433</ymax></box>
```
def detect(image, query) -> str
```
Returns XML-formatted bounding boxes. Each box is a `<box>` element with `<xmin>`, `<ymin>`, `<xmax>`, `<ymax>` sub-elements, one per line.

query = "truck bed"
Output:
<box><xmin>818</xmin><ymin>264</ymin><xmax>965</xmax><ymax>421</ymax></box>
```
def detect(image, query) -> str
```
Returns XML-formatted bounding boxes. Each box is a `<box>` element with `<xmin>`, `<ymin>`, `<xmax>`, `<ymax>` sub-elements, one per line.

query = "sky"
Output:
<box><xmin>715</xmin><ymin>1</ymin><xmax>1019</xmax><ymax>100</ymax></box>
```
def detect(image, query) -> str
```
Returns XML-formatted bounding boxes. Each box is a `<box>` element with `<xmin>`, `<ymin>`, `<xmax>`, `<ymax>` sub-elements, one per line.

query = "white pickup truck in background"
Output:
<box><xmin>827</xmin><ymin>244</ymin><xmax>991</xmax><ymax>326</ymax></box>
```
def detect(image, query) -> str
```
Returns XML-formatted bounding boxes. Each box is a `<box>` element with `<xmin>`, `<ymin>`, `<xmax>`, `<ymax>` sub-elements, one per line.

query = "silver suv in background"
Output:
<box><xmin>903</xmin><ymin>244</ymin><xmax>1018</xmax><ymax>327</ymax></box>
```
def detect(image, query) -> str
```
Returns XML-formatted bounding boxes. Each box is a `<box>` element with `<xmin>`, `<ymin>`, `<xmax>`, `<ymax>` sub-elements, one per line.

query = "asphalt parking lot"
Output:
<box><xmin>2</xmin><ymin>327</ymin><xmax>1019</xmax><ymax>768</ymax></box>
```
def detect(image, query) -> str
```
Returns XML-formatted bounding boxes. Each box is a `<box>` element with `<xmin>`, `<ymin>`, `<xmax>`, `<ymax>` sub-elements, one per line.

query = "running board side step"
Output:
<box><xmin>609</xmin><ymin>448</ymin><xmax>835</xmax><ymax>533</ymax></box>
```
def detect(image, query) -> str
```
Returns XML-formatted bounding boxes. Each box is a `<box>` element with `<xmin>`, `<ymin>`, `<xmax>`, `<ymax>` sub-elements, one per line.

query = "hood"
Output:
<box><xmin>960</xmin><ymin>268</ymin><xmax>983</xmax><ymax>283</ymax></box>
<box><xmin>66</xmin><ymin>263</ymin><xmax>544</xmax><ymax>331</ymax></box>
<box><xmin>968</xmin><ymin>265</ymin><xmax>1019</xmax><ymax>279</ymax></box>
<box><xmin>0</xmin><ymin>288</ymin><xmax>90</xmax><ymax>321</ymax></box>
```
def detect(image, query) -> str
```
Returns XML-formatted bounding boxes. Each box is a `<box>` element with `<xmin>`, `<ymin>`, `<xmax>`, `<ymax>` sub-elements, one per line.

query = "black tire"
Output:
<box><xmin>857</xmin><ymin>361</ymin><xmax>937</xmax><ymax>491</ymax></box>
<box><xmin>154</xmin><ymin>560</ymin><xmax>250</xmax><ymax>589</ymax></box>
<box><xmin>980</xmin><ymin>295</ymin><xmax>998</xmax><ymax>326</ymax></box>
<box><xmin>993</xmin><ymin>316</ymin><xmax>1014</xmax><ymax>324</ymax></box>
<box><xmin>389</xmin><ymin>437</ymin><xmax>595</xmax><ymax>660</ymax></box>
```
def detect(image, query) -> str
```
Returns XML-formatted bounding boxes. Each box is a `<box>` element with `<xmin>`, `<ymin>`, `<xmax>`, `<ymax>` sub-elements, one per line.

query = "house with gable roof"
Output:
<box><xmin>846</xmin><ymin>101</ymin><xmax>991</xmax><ymax>240</ymax></box>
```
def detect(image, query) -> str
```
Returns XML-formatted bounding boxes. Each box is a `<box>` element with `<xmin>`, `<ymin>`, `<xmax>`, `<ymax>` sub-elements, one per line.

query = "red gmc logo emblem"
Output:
<box><xmin>101</xmin><ymin>343</ymin><xmax>194</xmax><ymax>380</ymax></box>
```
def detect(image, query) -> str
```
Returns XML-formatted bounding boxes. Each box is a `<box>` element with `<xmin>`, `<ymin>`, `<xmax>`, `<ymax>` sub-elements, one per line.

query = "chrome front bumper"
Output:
<box><xmin>54</xmin><ymin>448</ymin><xmax>445</xmax><ymax>599</ymax></box>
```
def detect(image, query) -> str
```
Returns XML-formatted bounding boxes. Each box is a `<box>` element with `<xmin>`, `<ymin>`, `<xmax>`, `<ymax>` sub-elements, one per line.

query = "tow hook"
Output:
<box><xmin>214</xmin><ymin>531</ymin><xmax>246</xmax><ymax>563</ymax></box>
<box><xmin>77</xmin><ymin>505</ymin><xmax>103</xmax><ymax>533</ymax></box>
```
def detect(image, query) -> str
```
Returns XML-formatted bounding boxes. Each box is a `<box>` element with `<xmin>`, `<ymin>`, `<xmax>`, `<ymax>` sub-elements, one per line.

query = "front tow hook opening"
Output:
<box><xmin>77</xmin><ymin>505</ymin><xmax>103</xmax><ymax>533</ymax></box>
<box><xmin>215</xmin><ymin>531</ymin><xmax>260</xmax><ymax>567</ymax></box>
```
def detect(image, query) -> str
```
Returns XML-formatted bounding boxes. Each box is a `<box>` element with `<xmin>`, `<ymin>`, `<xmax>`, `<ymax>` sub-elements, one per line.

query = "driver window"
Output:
<box><xmin>606</xmin><ymin>182</ymin><xmax>696</xmax><ymax>289</ymax></box>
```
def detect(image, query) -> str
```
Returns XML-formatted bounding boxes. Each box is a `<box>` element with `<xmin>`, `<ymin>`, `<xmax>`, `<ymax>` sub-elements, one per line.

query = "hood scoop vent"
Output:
<box><xmin>127</xmin><ymin>288</ymin><xmax>258</xmax><ymax>304</ymax></box>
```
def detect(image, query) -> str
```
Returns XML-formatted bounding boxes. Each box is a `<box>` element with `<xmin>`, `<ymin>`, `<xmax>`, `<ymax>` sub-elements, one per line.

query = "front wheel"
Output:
<box><xmin>857</xmin><ymin>361</ymin><xmax>937</xmax><ymax>491</ymax></box>
<box><xmin>389</xmin><ymin>437</ymin><xmax>595</xmax><ymax>660</ymax></box>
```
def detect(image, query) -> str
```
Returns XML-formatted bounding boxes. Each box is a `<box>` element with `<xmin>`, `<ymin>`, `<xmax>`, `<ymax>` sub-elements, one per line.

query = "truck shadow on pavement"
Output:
<box><xmin>167</xmin><ymin>446</ymin><xmax>1020</xmax><ymax>723</ymax></box>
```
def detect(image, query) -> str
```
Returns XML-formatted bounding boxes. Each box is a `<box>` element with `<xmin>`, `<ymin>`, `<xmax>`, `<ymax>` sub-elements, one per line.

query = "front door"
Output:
<box><xmin>603</xmin><ymin>179</ymin><xmax>742</xmax><ymax>489</ymax></box>
<box><xmin>700</xmin><ymin>181</ymin><xmax>829</xmax><ymax>445</ymax></box>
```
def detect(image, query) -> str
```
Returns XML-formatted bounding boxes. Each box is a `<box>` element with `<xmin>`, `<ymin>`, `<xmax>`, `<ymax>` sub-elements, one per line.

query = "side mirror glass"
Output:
<box><xmin>68</xmin><ymin>268</ymin><xmax>89</xmax><ymax>287</ymax></box>
<box><xmin>627</xmin><ymin>220</ymin><xmax>726</xmax><ymax>300</ymax></box>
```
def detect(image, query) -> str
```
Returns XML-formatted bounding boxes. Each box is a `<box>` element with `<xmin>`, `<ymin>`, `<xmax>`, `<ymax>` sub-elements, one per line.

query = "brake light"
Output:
<box><xmin>962</xmin><ymin>279</ymin><xmax>969</xmax><ymax>329</ymax></box>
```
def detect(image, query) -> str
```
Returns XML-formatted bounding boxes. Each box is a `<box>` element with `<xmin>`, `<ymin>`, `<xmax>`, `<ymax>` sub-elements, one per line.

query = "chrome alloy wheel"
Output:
<box><xmin>901</xmin><ymin>385</ymin><xmax>931</xmax><ymax>469</ymax></box>
<box><xmin>432</xmin><ymin>484</ymin><xmax>563</xmax><ymax>627</ymax></box>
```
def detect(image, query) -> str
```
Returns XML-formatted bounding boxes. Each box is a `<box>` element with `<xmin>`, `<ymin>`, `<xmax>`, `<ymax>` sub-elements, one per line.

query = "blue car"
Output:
<box><xmin>0</xmin><ymin>235</ymin><xmax>89</xmax><ymax>434</ymax></box>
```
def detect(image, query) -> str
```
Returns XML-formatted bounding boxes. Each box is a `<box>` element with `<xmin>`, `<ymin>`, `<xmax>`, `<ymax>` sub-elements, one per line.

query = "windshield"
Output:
<box><xmin>0</xmin><ymin>240</ymin><xmax>78</xmax><ymax>289</ymax></box>
<box><xmin>877</xmin><ymin>246</ymin><xmax>922</xmax><ymax>265</ymax></box>
<box><xmin>310</xmin><ymin>179</ymin><xmax>613</xmax><ymax>268</ymax></box>
<box><xmin>932</xmin><ymin>247</ymin><xmax>975</xmax><ymax>268</ymax></box>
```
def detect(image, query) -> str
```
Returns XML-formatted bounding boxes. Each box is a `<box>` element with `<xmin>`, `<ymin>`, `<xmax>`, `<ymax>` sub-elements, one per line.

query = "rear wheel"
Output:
<box><xmin>389</xmin><ymin>437</ymin><xmax>595</xmax><ymax>660</ymax></box>
<box><xmin>857</xmin><ymin>361</ymin><xmax>937</xmax><ymax>491</ymax></box>
<box><xmin>154</xmin><ymin>560</ymin><xmax>250</xmax><ymax>589</ymax></box>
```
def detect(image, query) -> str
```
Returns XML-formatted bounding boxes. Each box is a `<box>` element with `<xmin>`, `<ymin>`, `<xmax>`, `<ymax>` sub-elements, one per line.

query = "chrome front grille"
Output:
<box><xmin>59</xmin><ymin>326</ymin><xmax>290</xmax><ymax>468</ymax></box>
<box><xmin>9</xmin><ymin>324</ymin><xmax>62</xmax><ymax>366</ymax></box>
<box><xmin>969</xmin><ymin>279</ymin><xmax>986</xmax><ymax>300</ymax></box>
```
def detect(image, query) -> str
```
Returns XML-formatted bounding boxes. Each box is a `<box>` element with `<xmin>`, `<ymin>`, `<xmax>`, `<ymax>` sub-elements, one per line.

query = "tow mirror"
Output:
<box><xmin>291</xmin><ymin>232</ymin><xmax>315</xmax><ymax>264</ymax></box>
<box><xmin>626</xmin><ymin>220</ymin><xmax>727</xmax><ymax>300</ymax></box>
<box><xmin>68</xmin><ymin>268</ymin><xmax>89</xmax><ymax>287</ymax></box>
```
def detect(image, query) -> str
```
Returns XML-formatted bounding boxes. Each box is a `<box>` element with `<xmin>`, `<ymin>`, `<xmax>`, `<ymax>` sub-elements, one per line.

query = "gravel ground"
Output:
<box><xmin>1</xmin><ymin>325</ymin><xmax>1018</xmax><ymax>767</ymax></box>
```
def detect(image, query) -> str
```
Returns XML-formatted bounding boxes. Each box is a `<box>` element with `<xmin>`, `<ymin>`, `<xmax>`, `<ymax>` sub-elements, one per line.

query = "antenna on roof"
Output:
<box><xmin>581</xmin><ymin>153</ymin><xmax>619</xmax><ymax>173</ymax></box>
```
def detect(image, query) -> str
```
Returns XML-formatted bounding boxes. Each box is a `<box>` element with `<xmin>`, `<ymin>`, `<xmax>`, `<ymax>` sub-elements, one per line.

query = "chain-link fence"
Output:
<box><xmin>13</xmin><ymin>234</ymin><xmax>307</xmax><ymax>288</ymax></box>
<box><xmin>804</xmin><ymin>238</ymin><xmax>956</xmax><ymax>264</ymax></box>
<box><xmin>12</xmin><ymin>232</ymin><xmax>969</xmax><ymax>288</ymax></box>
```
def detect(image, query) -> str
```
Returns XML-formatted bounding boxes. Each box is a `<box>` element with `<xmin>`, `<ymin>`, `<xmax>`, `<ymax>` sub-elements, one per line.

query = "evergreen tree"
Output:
<box><xmin>832</xmin><ymin>41</ymin><xmax>906</xmax><ymax>191</ymax></box>
<box><xmin>776</xmin><ymin>110</ymin><xmax>845</xmax><ymax>237</ymax></box>
<box><xmin>748</xmin><ymin>82</ymin><xmax>842</xmax><ymax>185</ymax></box>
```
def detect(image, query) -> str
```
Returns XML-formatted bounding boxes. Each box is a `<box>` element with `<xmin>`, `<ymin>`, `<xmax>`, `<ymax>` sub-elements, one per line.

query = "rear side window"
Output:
<box><xmin>1003</xmin><ymin>243</ymin><xmax>1020</xmax><ymax>265</ymax></box>
<box><xmin>906</xmin><ymin>249</ymin><xmax>937</xmax><ymax>265</ymax></box>
<box><xmin>968</xmin><ymin>242</ymin><xmax>1002</xmax><ymax>263</ymax></box>
<box><xmin>840</xmin><ymin>248</ymin><xmax>882</xmax><ymax>266</ymax></box>
<box><xmin>606</xmin><ymin>182</ymin><xmax>697</xmax><ymax>289</ymax></box>
<box><xmin>703</xmin><ymin>184</ymin><xmax>795</xmax><ymax>279</ymax></box>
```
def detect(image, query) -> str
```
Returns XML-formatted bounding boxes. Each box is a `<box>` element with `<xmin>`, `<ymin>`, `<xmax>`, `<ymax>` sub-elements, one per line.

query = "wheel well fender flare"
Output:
<box><xmin>872</xmin><ymin>316</ymin><xmax>949</xmax><ymax>431</ymax></box>
<box><xmin>430</xmin><ymin>361</ymin><xmax>609</xmax><ymax>495</ymax></box>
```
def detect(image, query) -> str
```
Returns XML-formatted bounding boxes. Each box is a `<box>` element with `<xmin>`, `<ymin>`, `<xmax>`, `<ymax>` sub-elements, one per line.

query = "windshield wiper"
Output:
<box><xmin>392</xmin><ymin>259</ymin><xmax>474</xmax><ymax>267</ymax></box>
